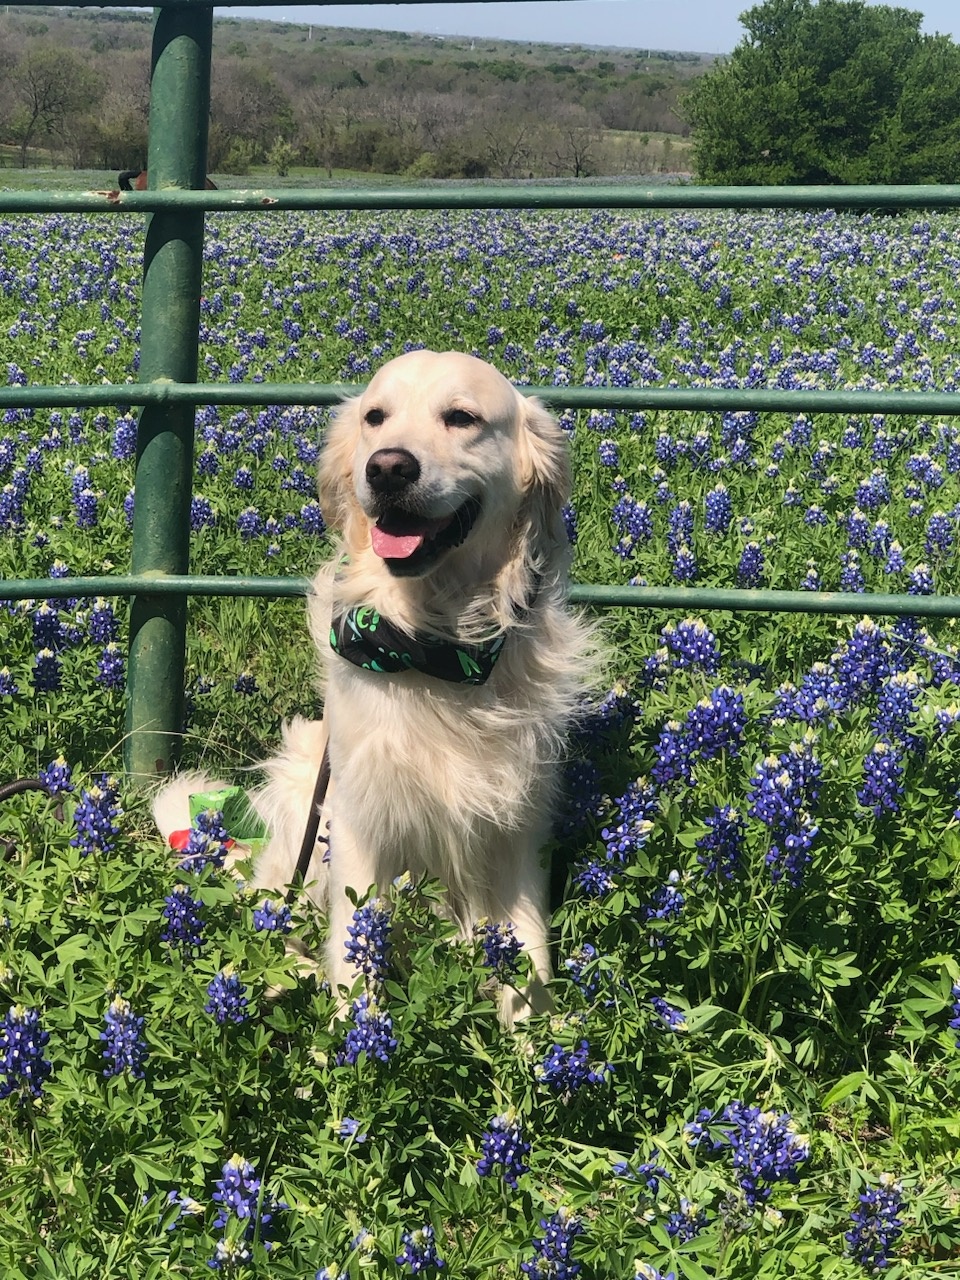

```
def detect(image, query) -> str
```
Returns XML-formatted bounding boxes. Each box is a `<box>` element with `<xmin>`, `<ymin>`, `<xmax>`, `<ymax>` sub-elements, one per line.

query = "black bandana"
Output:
<box><xmin>330</xmin><ymin>605</ymin><xmax>506</xmax><ymax>685</ymax></box>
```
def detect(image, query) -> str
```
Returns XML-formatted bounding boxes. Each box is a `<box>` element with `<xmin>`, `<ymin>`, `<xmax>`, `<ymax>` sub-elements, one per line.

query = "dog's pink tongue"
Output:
<box><xmin>370</xmin><ymin>525</ymin><xmax>425</xmax><ymax>559</ymax></box>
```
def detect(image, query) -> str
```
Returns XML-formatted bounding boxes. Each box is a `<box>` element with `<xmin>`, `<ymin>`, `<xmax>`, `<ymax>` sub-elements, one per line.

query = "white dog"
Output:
<box><xmin>155</xmin><ymin>350</ymin><xmax>593</xmax><ymax>1023</ymax></box>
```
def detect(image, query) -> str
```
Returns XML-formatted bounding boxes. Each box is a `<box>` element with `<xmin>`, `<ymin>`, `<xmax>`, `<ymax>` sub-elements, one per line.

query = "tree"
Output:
<box><xmin>682</xmin><ymin>0</ymin><xmax>960</xmax><ymax>184</ymax></box>
<box><xmin>10</xmin><ymin>45</ymin><xmax>98</xmax><ymax>168</ymax></box>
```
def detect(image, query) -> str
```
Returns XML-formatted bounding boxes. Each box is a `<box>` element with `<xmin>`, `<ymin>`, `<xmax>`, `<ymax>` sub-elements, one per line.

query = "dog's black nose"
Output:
<box><xmin>365</xmin><ymin>448</ymin><xmax>421</xmax><ymax>494</ymax></box>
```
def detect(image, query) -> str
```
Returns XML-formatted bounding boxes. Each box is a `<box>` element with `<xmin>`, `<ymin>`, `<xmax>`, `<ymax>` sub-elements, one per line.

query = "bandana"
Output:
<box><xmin>330</xmin><ymin>604</ymin><xmax>506</xmax><ymax>685</ymax></box>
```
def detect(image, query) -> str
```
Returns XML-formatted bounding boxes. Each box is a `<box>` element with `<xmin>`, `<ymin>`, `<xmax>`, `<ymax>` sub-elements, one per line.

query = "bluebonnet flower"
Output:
<box><xmin>345</xmin><ymin>898</ymin><xmax>392</xmax><ymax>981</ymax></box>
<box><xmin>948</xmin><ymin>981</ymin><xmax>960</xmax><ymax>1047</ymax></box>
<box><xmin>477</xmin><ymin>921</ymin><xmax>523</xmax><ymax>981</ymax></box>
<box><xmin>840</xmin><ymin>550</ymin><xmax>865</xmax><ymax>593</ymax></box>
<box><xmin>908</xmin><ymin>562</ymin><xmax>934</xmax><ymax>595</ymax></box>
<box><xmin>337</xmin><ymin>993</ymin><xmax>396</xmax><ymax>1065</ymax></box>
<box><xmin>0</xmin><ymin>666</ymin><xmax>18</xmax><ymax>696</ymax></box>
<box><xmin>614</xmin><ymin>1152</ymin><xmax>669</xmax><ymax>1196</ymax></box>
<box><xmin>686</xmin><ymin>686</ymin><xmax>747</xmax><ymax>762</ymax></box>
<box><xmin>697</xmin><ymin>805</ymin><xmax>746</xmax><ymax>879</ymax></box>
<box><xmin>885</xmin><ymin>541</ymin><xmax>906</xmax><ymax>574</ymax></box>
<box><xmin>704</xmin><ymin>483</ymin><xmax>732</xmax><ymax>534</ymax></box>
<box><xmin>643</xmin><ymin>870</ymin><xmax>685</xmax><ymax>927</ymax></box>
<box><xmin>672</xmin><ymin>543</ymin><xmax>697</xmax><ymax>582</ymax></box>
<box><xmin>799</xmin><ymin>561</ymin><xmax>821</xmax><ymax>591</ymax></box>
<box><xmin>233</xmin><ymin>672</ymin><xmax>258</xmax><ymax>696</ymax></box>
<box><xmin>0</xmin><ymin>1005</ymin><xmax>52</xmax><ymax>1101</ymax></box>
<box><xmin>737</xmin><ymin>541</ymin><xmax>765</xmax><ymax>588</ymax></box>
<box><xmin>651</xmin><ymin>995</ymin><xmax>687</xmax><ymax>1031</ymax></box>
<box><xmin>537</xmin><ymin>1040</ymin><xmax>613</xmax><ymax>1092</ymax></box>
<box><xmin>100</xmin><ymin>994</ymin><xmax>147</xmax><ymax>1079</ymax></box>
<box><xmin>396</xmin><ymin>1224</ymin><xmax>445</xmax><ymax>1273</ymax></box>
<box><xmin>96</xmin><ymin>643</ymin><xmax>125</xmax><ymax>689</ymax></box>
<box><xmin>39</xmin><ymin>755</ymin><xmax>73</xmax><ymax>795</ymax></box>
<box><xmin>236</xmin><ymin>507</ymin><xmax>264</xmax><ymax>540</ymax></box>
<box><xmin>634</xmin><ymin>1265</ymin><xmax>677</xmax><ymax>1280</ymax></box>
<box><xmin>476</xmin><ymin>1109</ymin><xmax>530</xmax><ymax>1189</ymax></box>
<box><xmin>923</xmin><ymin>511</ymin><xmax>951</xmax><ymax>560</ymax></box>
<box><xmin>205</xmin><ymin>969</ymin><xmax>249</xmax><ymax>1025</ymax></box>
<box><xmin>180</xmin><ymin>809</ymin><xmax>231</xmax><ymax>874</ymax></box>
<box><xmin>845</xmin><ymin>508</ymin><xmax>870</xmax><ymax>549</ymax></box>
<box><xmin>71</xmin><ymin>777</ymin><xmax>122</xmax><ymax>857</ymax></box>
<box><xmin>660</xmin><ymin>618</ymin><xmax>721</xmax><ymax>674</ymax></box>
<box><xmin>845</xmin><ymin>1174</ymin><xmax>905</xmax><ymax>1271</ymax></box>
<box><xmin>253</xmin><ymin>900</ymin><xmax>292</xmax><ymax>934</ymax></box>
<box><xmin>611</xmin><ymin>494</ymin><xmax>653</xmax><ymax>558</ymax></box>
<box><xmin>564</xmin><ymin>943</ymin><xmax>607</xmax><ymax>1003</ymax></box>
<box><xmin>161</xmin><ymin>885</ymin><xmax>205</xmax><ymax>960</ymax></box>
<box><xmin>32</xmin><ymin>602</ymin><xmax>65</xmax><ymax>651</ymax></box>
<box><xmin>337</xmin><ymin>1117</ymin><xmax>368</xmax><ymax>1143</ymax></box>
<box><xmin>667</xmin><ymin>501</ymin><xmax>694</xmax><ymax>555</ymax></box>
<box><xmin>208</xmin><ymin>1238</ymin><xmax>251</xmax><ymax>1271</ymax></box>
<box><xmin>597</xmin><ymin>439</ymin><xmax>619</xmax><ymax>467</ymax></box>
<box><xmin>191</xmin><ymin>496</ymin><xmax>217</xmax><ymax>531</ymax></box>
<box><xmin>720</xmin><ymin>1102</ymin><xmax>810</xmax><ymax>1206</ymax></box>
<box><xmin>88</xmin><ymin>597</ymin><xmax>117</xmax><ymax>644</ymax></box>
<box><xmin>520</xmin><ymin>1208</ymin><xmax>583</xmax><ymax>1280</ymax></box>
<box><xmin>32</xmin><ymin>648</ymin><xmax>62</xmax><ymax>693</ymax></box>
<box><xmin>212</xmin><ymin>1154</ymin><xmax>263</xmax><ymax>1230</ymax></box>
<box><xmin>872</xmin><ymin>671</ymin><xmax>922</xmax><ymax>746</ymax></box>
<box><xmin>857</xmin><ymin>741</ymin><xmax>905</xmax><ymax>817</ymax></box>
<box><xmin>665</xmin><ymin>1197</ymin><xmax>708</xmax><ymax>1242</ymax></box>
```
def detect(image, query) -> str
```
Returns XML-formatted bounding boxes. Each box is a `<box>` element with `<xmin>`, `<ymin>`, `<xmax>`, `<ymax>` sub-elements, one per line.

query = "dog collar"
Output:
<box><xmin>329</xmin><ymin>605</ymin><xmax>505</xmax><ymax>685</ymax></box>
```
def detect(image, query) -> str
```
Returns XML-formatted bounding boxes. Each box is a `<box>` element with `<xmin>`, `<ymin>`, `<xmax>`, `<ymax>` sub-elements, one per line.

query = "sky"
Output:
<box><xmin>228</xmin><ymin>1</ymin><xmax>960</xmax><ymax>55</ymax></box>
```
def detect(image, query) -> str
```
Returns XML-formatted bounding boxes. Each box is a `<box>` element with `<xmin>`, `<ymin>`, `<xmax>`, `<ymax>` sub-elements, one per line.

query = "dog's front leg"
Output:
<box><xmin>485</xmin><ymin>829</ymin><xmax>555</xmax><ymax>1027</ymax></box>
<box><xmin>323</xmin><ymin>816</ymin><xmax>380</xmax><ymax>1007</ymax></box>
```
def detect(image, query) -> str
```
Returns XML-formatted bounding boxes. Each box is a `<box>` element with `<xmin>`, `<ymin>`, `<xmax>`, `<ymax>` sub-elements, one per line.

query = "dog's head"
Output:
<box><xmin>318</xmin><ymin>350</ymin><xmax>570</xmax><ymax>584</ymax></box>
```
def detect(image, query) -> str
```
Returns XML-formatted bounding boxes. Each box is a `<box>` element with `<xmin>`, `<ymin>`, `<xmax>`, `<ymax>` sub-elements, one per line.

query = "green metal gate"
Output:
<box><xmin>3</xmin><ymin>0</ymin><xmax>960</xmax><ymax>780</ymax></box>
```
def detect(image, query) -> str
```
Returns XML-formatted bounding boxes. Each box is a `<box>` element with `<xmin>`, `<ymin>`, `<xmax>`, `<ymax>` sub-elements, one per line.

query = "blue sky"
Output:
<box><xmin>227</xmin><ymin>2</ymin><xmax>960</xmax><ymax>54</ymax></box>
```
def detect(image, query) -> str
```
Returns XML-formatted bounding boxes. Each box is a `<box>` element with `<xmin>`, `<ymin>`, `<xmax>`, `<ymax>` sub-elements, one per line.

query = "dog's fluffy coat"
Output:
<box><xmin>154</xmin><ymin>350</ymin><xmax>592</xmax><ymax>1022</ymax></box>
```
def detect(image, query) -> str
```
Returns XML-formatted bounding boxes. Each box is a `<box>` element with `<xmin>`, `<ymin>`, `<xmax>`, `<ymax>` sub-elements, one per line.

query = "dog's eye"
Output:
<box><xmin>443</xmin><ymin>408</ymin><xmax>478</xmax><ymax>428</ymax></box>
<box><xmin>364</xmin><ymin>408</ymin><xmax>385</xmax><ymax>427</ymax></box>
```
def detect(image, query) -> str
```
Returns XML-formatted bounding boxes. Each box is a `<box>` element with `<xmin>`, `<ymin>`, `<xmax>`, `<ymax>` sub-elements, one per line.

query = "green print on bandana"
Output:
<box><xmin>330</xmin><ymin>606</ymin><xmax>505</xmax><ymax>685</ymax></box>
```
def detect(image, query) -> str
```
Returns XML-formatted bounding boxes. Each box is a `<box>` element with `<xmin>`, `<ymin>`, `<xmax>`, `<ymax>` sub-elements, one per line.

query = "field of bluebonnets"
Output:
<box><xmin>2</xmin><ymin>203</ymin><xmax>960</xmax><ymax>1277</ymax></box>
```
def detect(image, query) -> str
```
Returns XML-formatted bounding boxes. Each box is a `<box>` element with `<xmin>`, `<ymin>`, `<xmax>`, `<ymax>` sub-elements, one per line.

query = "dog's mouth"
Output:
<box><xmin>370</xmin><ymin>495</ymin><xmax>482</xmax><ymax>574</ymax></box>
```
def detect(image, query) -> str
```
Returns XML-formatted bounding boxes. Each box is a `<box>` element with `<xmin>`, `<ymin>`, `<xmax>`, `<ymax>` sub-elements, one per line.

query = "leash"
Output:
<box><xmin>287</xmin><ymin>740</ymin><xmax>331</xmax><ymax>904</ymax></box>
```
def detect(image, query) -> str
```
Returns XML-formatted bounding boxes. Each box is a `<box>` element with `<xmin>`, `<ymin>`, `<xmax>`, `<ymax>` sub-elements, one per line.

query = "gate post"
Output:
<box><xmin>124</xmin><ymin>4</ymin><xmax>213</xmax><ymax>779</ymax></box>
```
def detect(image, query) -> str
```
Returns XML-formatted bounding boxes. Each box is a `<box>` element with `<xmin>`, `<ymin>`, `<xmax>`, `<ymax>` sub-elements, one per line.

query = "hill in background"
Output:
<box><xmin>0</xmin><ymin>5</ymin><xmax>703</xmax><ymax>178</ymax></box>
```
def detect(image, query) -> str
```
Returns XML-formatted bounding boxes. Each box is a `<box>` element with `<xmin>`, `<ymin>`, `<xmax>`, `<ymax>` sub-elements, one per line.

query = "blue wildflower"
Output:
<box><xmin>345</xmin><ymin>898</ymin><xmax>392</xmax><ymax>982</ymax></box>
<box><xmin>396</xmin><ymin>1224</ymin><xmax>445</xmax><ymax>1274</ymax></box>
<box><xmin>537</xmin><ymin>1039</ymin><xmax>613</xmax><ymax>1092</ymax></box>
<box><xmin>520</xmin><ymin>1208</ymin><xmax>583</xmax><ymax>1280</ymax></box>
<box><xmin>100</xmin><ymin>994</ymin><xmax>147</xmax><ymax>1079</ymax></box>
<box><xmin>337</xmin><ymin>993</ymin><xmax>396</xmax><ymax>1065</ymax></box>
<box><xmin>161</xmin><ymin>885</ymin><xmax>205</xmax><ymax>960</ymax></box>
<box><xmin>253</xmin><ymin>900</ymin><xmax>292</xmax><ymax>934</ymax></box>
<box><xmin>204</xmin><ymin>969</ymin><xmax>249</xmax><ymax>1025</ymax></box>
<box><xmin>845</xmin><ymin>1174</ymin><xmax>906</xmax><ymax>1272</ymax></box>
<box><xmin>477</xmin><ymin>921</ymin><xmax>523</xmax><ymax>981</ymax></box>
<box><xmin>71</xmin><ymin>777</ymin><xmax>122</xmax><ymax>857</ymax></box>
<box><xmin>0</xmin><ymin>1005</ymin><xmax>52</xmax><ymax>1101</ymax></box>
<box><xmin>476</xmin><ymin>1109</ymin><xmax>530</xmax><ymax>1189</ymax></box>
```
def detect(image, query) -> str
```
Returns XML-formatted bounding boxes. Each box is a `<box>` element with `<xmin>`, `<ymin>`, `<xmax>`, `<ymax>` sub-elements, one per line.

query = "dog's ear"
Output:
<box><xmin>514</xmin><ymin>393</ymin><xmax>572</xmax><ymax>566</ymax></box>
<box><xmin>317</xmin><ymin>396</ymin><xmax>362</xmax><ymax>535</ymax></box>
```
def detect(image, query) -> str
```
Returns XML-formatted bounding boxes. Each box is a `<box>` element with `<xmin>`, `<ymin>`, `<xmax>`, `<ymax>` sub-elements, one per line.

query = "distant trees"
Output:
<box><xmin>9</xmin><ymin>46</ymin><xmax>98</xmax><ymax>168</ymax></box>
<box><xmin>684</xmin><ymin>0</ymin><xmax>960</xmax><ymax>184</ymax></box>
<box><xmin>0</xmin><ymin>7</ymin><xmax>696</xmax><ymax>178</ymax></box>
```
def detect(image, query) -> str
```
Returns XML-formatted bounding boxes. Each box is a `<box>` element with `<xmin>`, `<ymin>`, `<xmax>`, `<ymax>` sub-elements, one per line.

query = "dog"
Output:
<box><xmin>154</xmin><ymin>350</ymin><xmax>593</xmax><ymax>1024</ymax></box>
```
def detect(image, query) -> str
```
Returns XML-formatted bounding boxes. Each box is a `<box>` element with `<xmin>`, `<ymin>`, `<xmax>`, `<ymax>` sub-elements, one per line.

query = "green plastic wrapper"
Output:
<box><xmin>188</xmin><ymin>786</ymin><xmax>269</xmax><ymax>857</ymax></box>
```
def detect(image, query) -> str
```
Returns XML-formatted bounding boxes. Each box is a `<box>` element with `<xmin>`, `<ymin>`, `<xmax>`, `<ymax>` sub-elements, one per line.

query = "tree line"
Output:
<box><xmin>0</xmin><ymin>7</ymin><xmax>699</xmax><ymax>178</ymax></box>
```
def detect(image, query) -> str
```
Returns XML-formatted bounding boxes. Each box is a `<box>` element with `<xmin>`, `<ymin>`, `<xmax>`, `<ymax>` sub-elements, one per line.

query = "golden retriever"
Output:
<box><xmin>155</xmin><ymin>350</ymin><xmax>593</xmax><ymax>1023</ymax></box>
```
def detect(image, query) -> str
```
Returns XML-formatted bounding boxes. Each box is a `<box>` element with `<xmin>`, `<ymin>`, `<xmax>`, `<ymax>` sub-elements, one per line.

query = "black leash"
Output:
<box><xmin>0</xmin><ymin>778</ymin><xmax>51</xmax><ymax>803</ymax></box>
<box><xmin>286</xmin><ymin>741</ymin><xmax>331</xmax><ymax>904</ymax></box>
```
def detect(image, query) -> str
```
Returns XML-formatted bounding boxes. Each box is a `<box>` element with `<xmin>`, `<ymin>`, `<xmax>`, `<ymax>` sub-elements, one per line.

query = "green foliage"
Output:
<box><xmin>683</xmin><ymin>0</ymin><xmax>960</xmax><ymax>184</ymax></box>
